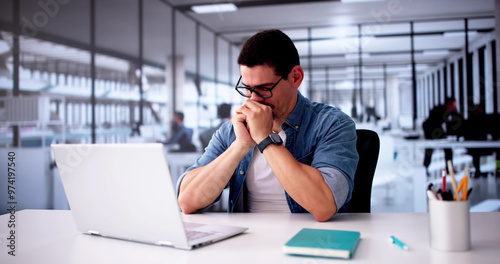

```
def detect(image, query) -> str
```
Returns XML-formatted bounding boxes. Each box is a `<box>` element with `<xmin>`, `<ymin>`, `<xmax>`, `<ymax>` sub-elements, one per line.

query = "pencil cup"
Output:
<box><xmin>428</xmin><ymin>199</ymin><xmax>470</xmax><ymax>251</ymax></box>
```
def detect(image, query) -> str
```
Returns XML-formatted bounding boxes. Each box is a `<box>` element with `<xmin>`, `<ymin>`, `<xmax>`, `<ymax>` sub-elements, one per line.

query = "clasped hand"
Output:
<box><xmin>233</xmin><ymin>100</ymin><xmax>274</xmax><ymax>150</ymax></box>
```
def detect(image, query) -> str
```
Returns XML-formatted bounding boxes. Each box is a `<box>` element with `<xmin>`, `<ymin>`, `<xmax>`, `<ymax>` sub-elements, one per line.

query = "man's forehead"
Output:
<box><xmin>241</xmin><ymin>78</ymin><xmax>277</xmax><ymax>87</ymax></box>
<box><xmin>240</xmin><ymin>66</ymin><xmax>279</xmax><ymax>86</ymax></box>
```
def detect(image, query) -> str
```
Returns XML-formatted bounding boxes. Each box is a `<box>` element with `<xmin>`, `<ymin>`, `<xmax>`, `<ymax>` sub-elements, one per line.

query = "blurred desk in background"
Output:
<box><xmin>415</xmin><ymin>139</ymin><xmax>500</xmax><ymax>150</ymax></box>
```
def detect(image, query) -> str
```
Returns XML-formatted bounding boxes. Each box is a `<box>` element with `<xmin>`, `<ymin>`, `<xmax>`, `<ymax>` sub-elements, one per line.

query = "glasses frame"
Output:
<box><xmin>234</xmin><ymin>75</ymin><xmax>283</xmax><ymax>98</ymax></box>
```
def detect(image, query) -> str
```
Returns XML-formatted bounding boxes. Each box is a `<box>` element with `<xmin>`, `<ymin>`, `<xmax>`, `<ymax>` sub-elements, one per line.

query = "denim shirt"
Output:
<box><xmin>177</xmin><ymin>92</ymin><xmax>359</xmax><ymax>214</ymax></box>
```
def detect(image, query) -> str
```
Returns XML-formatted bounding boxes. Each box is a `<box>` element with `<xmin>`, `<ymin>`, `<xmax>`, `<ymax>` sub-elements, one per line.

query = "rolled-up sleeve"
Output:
<box><xmin>310</xmin><ymin>115</ymin><xmax>358</xmax><ymax>208</ymax></box>
<box><xmin>318</xmin><ymin>167</ymin><xmax>349</xmax><ymax>211</ymax></box>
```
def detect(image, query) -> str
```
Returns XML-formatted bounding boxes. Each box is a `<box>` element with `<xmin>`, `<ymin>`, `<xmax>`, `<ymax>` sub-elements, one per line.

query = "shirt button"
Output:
<box><xmin>240</xmin><ymin>170</ymin><xmax>244</xmax><ymax>175</ymax></box>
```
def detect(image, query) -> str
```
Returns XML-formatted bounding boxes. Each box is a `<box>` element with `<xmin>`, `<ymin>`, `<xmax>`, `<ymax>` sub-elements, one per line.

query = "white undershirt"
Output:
<box><xmin>246</xmin><ymin>130</ymin><xmax>289</xmax><ymax>213</ymax></box>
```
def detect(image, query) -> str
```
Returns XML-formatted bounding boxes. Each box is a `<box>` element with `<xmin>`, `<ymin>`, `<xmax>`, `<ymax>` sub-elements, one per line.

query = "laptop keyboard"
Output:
<box><xmin>186</xmin><ymin>230</ymin><xmax>215</xmax><ymax>241</ymax></box>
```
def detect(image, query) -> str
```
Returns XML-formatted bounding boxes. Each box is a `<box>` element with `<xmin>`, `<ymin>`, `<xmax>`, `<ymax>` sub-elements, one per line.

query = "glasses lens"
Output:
<box><xmin>235</xmin><ymin>87</ymin><xmax>272</xmax><ymax>98</ymax></box>
<box><xmin>234</xmin><ymin>75</ymin><xmax>280</xmax><ymax>99</ymax></box>
<box><xmin>253</xmin><ymin>88</ymin><xmax>272</xmax><ymax>98</ymax></box>
<box><xmin>236</xmin><ymin>87</ymin><xmax>251</xmax><ymax>97</ymax></box>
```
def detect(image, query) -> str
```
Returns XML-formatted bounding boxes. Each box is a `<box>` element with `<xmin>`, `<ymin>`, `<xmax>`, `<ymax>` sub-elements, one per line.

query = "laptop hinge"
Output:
<box><xmin>88</xmin><ymin>230</ymin><xmax>101</xmax><ymax>236</ymax></box>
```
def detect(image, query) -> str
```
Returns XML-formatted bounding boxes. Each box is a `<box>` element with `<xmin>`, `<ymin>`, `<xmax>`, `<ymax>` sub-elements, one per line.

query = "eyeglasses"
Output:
<box><xmin>234</xmin><ymin>75</ymin><xmax>283</xmax><ymax>98</ymax></box>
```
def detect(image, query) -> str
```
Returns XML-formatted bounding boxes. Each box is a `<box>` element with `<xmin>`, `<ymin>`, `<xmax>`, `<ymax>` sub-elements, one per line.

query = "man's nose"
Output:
<box><xmin>249</xmin><ymin>91</ymin><xmax>264</xmax><ymax>101</ymax></box>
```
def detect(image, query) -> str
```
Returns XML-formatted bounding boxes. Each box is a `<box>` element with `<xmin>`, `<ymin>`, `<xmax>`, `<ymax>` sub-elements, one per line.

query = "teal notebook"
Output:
<box><xmin>283</xmin><ymin>228</ymin><xmax>360</xmax><ymax>259</ymax></box>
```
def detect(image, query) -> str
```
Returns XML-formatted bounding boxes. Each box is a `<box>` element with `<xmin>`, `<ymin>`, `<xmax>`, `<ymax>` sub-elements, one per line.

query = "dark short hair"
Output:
<box><xmin>237</xmin><ymin>29</ymin><xmax>300</xmax><ymax>79</ymax></box>
<box><xmin>175</xmin><ymin>111</ymin><xmax>184</xmax><ymax>121</ymax></box>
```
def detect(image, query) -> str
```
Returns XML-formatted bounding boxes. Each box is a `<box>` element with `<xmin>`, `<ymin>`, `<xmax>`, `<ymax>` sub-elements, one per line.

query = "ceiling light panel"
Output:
<box><xmin>191</xmin><ymin>3</ymin><xmax>237</xmax><ymax>14</ymax></box>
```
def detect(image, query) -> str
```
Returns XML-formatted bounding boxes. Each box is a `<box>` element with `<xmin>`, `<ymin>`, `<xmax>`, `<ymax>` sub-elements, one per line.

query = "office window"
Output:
<box><xmin>427</xmin><ymin>75</ymin><xmax>432</xmax><ymax>109</ymax></box>
<box><xmin>143</xmin><ymin>0</ymin><xmax>171</xmax><ymax>139</ymax></box>
<box><xmin>0</xmin><ymin>31</ymin><xmax>13</xmax><ymax>93</ymax></box>
<box><xmin>416</xmin><ymin>80</ymin><xmax>420</xmax><ymax>117</ymax></box>
<box><xmin>437</xmin><ymin>70</ymin><xmax>442</xmax><ymax>104</ymax></box>
<box><xmin>432</xmin><ymin>73</ymin><xmax>437</xmax><ymax>106</ymax></box>
<box><xmin>423</xmin><ymin>76</ymin><xmax>429</xmax><ymax>113</ymax></box>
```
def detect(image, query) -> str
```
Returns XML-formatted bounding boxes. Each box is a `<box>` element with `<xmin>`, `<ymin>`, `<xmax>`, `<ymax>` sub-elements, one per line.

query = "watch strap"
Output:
<box><xmin>257</xmin><ymin>136</ymin><xmax>273</xmax><ymax>153</ymax></box>
<box><xmin>257</xmin><ymin>133</ymin><xmax>282</xmax><ymax>153</ymax></box>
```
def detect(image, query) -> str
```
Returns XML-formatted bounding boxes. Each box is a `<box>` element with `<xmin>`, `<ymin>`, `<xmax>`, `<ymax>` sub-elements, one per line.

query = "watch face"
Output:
<box><xmin>270</xmin><ymin>133</ymin><xmax>282</xmax><ymax>143</ymax></box>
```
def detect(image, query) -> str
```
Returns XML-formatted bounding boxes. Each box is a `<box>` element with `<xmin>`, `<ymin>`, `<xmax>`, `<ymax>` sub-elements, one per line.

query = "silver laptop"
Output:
<box><xmin>51</xmin><ymin>143</ymin><xmax>247</xmax><ymax>250</ymax></box>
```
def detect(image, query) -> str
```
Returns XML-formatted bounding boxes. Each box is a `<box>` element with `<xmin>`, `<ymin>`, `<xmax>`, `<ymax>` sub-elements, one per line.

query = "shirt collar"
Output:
<box><xmin>282</xmin><ymin>91</ymin><xmax>307</xmax><ymax>132</ymax></box>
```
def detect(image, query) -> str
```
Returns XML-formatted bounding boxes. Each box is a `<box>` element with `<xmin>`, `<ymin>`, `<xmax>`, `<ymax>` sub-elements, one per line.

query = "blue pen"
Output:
<box><xmin>390</xmin><ymin>236</ymin><xmax>409</xmax><ymax>251</ymax></box>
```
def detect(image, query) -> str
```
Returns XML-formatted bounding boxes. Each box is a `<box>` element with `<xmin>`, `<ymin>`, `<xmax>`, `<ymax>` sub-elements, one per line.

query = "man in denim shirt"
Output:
<box><xmin>178</xmin><ymin>29</ymin><xmax>358</xmax><ymax>222</ymax></box>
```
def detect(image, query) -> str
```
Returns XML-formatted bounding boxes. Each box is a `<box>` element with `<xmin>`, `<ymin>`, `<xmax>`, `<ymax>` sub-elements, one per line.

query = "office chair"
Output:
<box><xmin>348</xmin><ymin>129</ymin><xmax>380</xmax><ymax>213</ymax></box>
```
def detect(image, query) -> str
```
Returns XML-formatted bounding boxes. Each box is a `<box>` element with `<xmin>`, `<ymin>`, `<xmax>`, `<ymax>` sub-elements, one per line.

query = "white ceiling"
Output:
<box><xmin>169</xmin><ymin>0</ymin><xmax>494</xmax><ymax>34</ymax></box>
<box><xmin>167</xmin><ymin>0</ymin><xmax>496</xmax><ymax>83</ymax></box>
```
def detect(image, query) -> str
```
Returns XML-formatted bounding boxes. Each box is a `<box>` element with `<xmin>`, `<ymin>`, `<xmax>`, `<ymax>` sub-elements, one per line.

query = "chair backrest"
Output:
<box><xmin>199</xmin><ymin>126</ymin><xmax>219</xmax><ymax>150</ymax></box>
<box><xmin>348</xmin><ymin>129</ymin><xmax>380</xmax><ymax>213</ymax></box>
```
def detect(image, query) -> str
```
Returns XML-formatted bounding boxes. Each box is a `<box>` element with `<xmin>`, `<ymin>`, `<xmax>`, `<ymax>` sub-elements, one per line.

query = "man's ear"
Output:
<box><xmin>290</xmin><ymin>65</ymin><xmax>304</xmax><ymax>88</ymax></box>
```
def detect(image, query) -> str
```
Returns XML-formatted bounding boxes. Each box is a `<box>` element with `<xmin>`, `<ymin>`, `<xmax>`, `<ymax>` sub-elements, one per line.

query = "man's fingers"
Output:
<box><xmin>239</xmin><ymin>101</ymin><xmax>272</xmax><ymax>119</ymax></box>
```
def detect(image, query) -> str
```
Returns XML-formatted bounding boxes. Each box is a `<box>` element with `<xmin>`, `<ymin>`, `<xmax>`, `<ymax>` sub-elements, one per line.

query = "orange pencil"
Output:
<box><xmin>455</xmin><ymin>167</ymin><xmax>469</xmax><ymax>201</ymax></box>
<box><xmin>462</xmin><ymin>167</ymin><xmax>469</xmax><ymax>201</ymax></box>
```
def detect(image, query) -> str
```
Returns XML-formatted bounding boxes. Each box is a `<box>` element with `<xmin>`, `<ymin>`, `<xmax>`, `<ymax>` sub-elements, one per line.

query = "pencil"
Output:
<box><xmin>456</xmin><ymin>175</ymin><xmax>467</xmax><ymax>201</ymax></box>
<box><xmin>462</xmin><ymin>167</ymin><xmax>469</xmax><ymax>201</ymax></box>
<box><xmin>447</xmin><ymin>160</ymin><xmax>459</xmax><ymax>201</ymax></box>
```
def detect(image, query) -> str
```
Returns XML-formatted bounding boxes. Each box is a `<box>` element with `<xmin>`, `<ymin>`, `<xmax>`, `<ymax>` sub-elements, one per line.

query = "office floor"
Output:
<box><xmin>370</xmin><ymin>134</ymin><xmax>500</xmax><ymax>213</ymax></box>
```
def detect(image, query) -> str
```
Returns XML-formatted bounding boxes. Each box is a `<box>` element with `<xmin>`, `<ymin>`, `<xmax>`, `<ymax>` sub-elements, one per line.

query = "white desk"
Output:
<box><xmin>405</xmin><ymin>139</ymin><xmax>500</xmax><ymax>162</ymax></box>
<box><xmin>1</xmin><ymin>210</ymin><xmax>499</xmax><ymax>264</ymax></box>
<box><xmin>414</xmin><ymin>139</ymin><xmax>500</xmax><ymax>150</ymax></box>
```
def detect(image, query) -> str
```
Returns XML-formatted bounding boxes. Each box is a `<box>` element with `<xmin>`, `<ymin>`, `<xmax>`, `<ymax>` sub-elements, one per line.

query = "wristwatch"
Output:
<box><xmin>257</xmin><ymin>132</ymin><xmax>283</xmax><ymax>153</ymax></box>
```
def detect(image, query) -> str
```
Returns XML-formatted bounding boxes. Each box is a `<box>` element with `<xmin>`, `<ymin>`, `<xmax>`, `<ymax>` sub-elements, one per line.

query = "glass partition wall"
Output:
<box><xmin>0</xmin><ymin>0</ymin><xmax>497</xmax><ymax>214</ymax></box>
<box><xmin>0</xmin><ymin>0</ymin><xmax>496</xmax><ymax>147</ymax></box>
